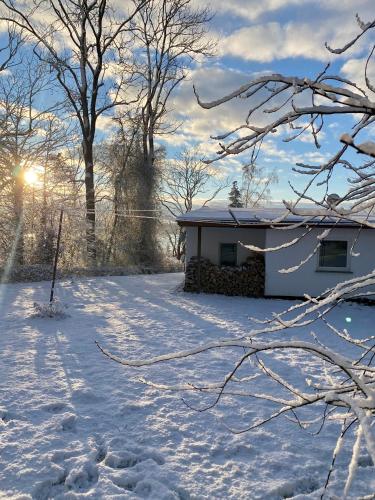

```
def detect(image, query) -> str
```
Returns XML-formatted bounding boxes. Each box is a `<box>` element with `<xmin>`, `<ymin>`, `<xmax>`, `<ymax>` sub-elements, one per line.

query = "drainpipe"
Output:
<box><xmin>197</xmin><ymin>226</ymin><xmax>202</xmax><ymax>293</ymax></box>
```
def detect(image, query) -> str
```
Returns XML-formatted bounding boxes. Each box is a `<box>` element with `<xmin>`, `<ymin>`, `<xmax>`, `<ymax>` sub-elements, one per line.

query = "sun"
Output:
<box><xmin>24</xmin><ymin>167</ymin><xmax>41</xmax><ymax>186</ymax></box>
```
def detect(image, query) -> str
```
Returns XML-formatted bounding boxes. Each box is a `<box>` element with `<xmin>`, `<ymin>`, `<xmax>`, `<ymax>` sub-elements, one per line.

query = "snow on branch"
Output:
<box><xmin>97</xmin><ymin>336</ymin><xmax>375</xmax><ymax>451</ymax></box>
<box><xmin>239</xmin><ymin>228</ymin><xmax>311</xmax><ymax>253</ymax></box>
<box><xmin>193</xmin><ymin>22</ymin><xmax>375</xmax><ymax>227</ymax></box>
<box><xmin>99</xmin><ymin>15</ymin><xmax>375</xmax><ymax>497</ymax></box>
<box><xmin>325</xmin><ymin>14</ymin><xmax>375</xmax><ymax>55</ymax></box>
<box><xmin>341</xmin><ymin>134</ymin><xmax>375</xmax><ymax>158</ymax></box>
<box><xmin>97</xmin><ymin>264</ymin><xmax>375</xmax><ymax>494</ymax></box>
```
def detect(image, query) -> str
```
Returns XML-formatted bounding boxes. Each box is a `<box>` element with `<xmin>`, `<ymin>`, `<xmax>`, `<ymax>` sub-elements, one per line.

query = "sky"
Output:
<box><xmin>2</xmin><ymin>0</ymin><xmax>375</xmax><ymax>207</ymax></box>
<box><xmin>162</xmin><ymin>0</ymin><xmax>375</xmax><ymax>205</ymax></box>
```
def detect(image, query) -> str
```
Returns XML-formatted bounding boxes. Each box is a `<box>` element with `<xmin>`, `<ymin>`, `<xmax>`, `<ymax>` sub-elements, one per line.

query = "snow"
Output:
<box><xmin>356</xmin><ymin>141</ymin><xmax>375</xmax><ymax>157</ymax></box>
<box><xmin>176</xmin><ymin>207</ymin><xmax>375</xmax><ymax>227</ymax></box>
<box><xmin>176</xmin><ymin>206</ymin><xmax>305</xmax><ymax>224</ymax></box>
<box><xmin>0</xmin><ymin>273</ymin><xmax>374</xmax><ymax>499</ymax></box>
<box><xmin>33</xmin><ymin>300</ymin><xmax>68</xmax><ymax>319</ymax></box>
<box><xmin>340</xmin><ymin>133</ymin><xmax>354</xmax><ymax>145</ymax></box>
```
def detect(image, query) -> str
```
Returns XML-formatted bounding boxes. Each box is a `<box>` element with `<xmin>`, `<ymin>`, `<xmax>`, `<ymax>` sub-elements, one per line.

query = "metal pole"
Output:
<box><xmin>197</xmin><ymin>226</ymin><xmax>202</xmax><ymax>293</ymax></box>
<box><xmin>49</xmin><ymin>209</ymin><xmax>64</xmax><ymax>304</ymax></box>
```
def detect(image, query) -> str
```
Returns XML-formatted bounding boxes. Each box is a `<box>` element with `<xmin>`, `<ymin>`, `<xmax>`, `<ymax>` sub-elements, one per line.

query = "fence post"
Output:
<box><xmin>197</xmin><ymin>225</ymin><xmax>202</xmax><ymax>293</ymax></box>
<box><xmin>49</xmin><ymin>209</ymin><xmax>64</xmax><ymax>303</ymax></box>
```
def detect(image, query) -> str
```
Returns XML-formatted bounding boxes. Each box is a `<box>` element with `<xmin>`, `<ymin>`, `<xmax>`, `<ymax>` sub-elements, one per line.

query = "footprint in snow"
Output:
<box><xmin>111</xmin><ymin>469</ymin><xmax>189</xmax><ymax>499</ymax></box>
<box><xmin>105</xmin><ymin>450</ymin><xmax>141</xmax><ymax>469</ymax></box>
<box><xmin>71</xmin><ymin>387</ymin><xmax>104</xmax><ymax>404</ymax></box>
<box><xmin>101</xmin><ymin>442</ymin><xmax>187</xmax><ymax>499</ymax></box>
<box><xmin>112</xmin><ymin>474</ymin><xmax>143</xmax><ymax>491</ymax></box>
<box><xmin>33</xmin><ymin>460</ymin><xmax>99</xmax><ymax>498</ymax></box>
<box><xmin>358</xmin><ymin>454</ymin><xmax>374</xmax><ymax>467</ymax></box>
<box><xmin>111</xmin><ymin>471</ymin><xmax>140</xmax><ymax>492</ymax></box>
<box><xmin>58</xmin><ymin>413</ymin><xmax>77</xmax><ymax>432</ymax></box>
<box><xmin>95</xmin><ymin>443</ymin><xmax>107</xmax><ymax>463</ymax></box>
<box><xmin>0</xmin><ymin>407</ymin><xmax>14</xmax><ymax>423</ymax></box>
<box><xmin>271</xmin><ymin>476</ymin><xmax>320</xmax><ymax>499</ymax></box>
<box><xmin>32</xmin><ymin>465</ymin><xmax>67</xmax><ymax>500</ymax></box>
<box><xmin>64</xmin><ymin>460</ymin><xmax>99</xmax><ymax>492</ymax></box>
<box><xmin>50</xmin><ymin>448</ymin><xmax>82</xmax><ymax>463</ymax></box>
<box><xmin>105</xmin><ymin>449</ymin><xmax>165</xmax><ymax>470</ymax></box>
<box><xmin>40</xmin><ymin>401</ymin><xmax>72</xmax><ymax>414</ymax></box>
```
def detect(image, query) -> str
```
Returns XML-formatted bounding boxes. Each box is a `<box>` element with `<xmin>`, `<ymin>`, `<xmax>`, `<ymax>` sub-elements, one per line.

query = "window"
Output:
<box><xmin>220</xmin><ymin>243</ymin><xmax>237</xmax><ymax>266</ymax></box>
<box><xmin>318</xmin><ymin>240</ymin><xmax>348</xmax><ymax>270</ymax></box>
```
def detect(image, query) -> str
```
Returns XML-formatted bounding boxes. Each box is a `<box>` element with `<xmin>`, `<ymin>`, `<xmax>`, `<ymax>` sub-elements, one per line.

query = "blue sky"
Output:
<box><xmin>2</xmin><ymin>0</ymin><xmax>374</xmax><ymax>206</ymax></box>
<box><xmin>163</xmin><ymin>0</ymin><xmax>375</xmax><ymax>205</ymax></box>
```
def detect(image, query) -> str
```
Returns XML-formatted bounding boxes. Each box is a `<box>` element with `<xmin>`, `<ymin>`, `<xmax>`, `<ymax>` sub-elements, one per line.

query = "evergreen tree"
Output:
<box><xmin>228</xmin><ymin>181</ymin><xmax>243</xmax><ymax>208</ymax></box>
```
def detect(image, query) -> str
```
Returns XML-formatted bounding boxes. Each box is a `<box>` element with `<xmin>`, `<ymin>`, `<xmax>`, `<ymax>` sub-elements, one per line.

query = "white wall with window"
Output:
<box><xmin>219</xmin><ymin>243</ymin><xmax>237</xmax><ymax>266</ymax></box>
<box><xmin>185</xmin><ymin>227</ymin><xmax>266</xmax><ymax>266</ymax></box>
<box><xmin>184</xmin><ymin>224</ymin><xmax>375</xmax><ymax>298</ymax></box>
<box><xmin>265</xmin><ymin>227</ymin><xmax>375</xmax><ymax>297</ymax></box>
<box><xmin>318</xmin><ymin>240</ymin><xmax>349</xmax><ymax>271</ymax></box>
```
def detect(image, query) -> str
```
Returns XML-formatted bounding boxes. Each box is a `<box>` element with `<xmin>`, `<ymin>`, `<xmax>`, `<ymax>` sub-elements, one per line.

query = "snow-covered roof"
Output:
<box><xmin>176</xmin><ymin>207</ymin><xmax>375</xmax><ymax>227</ymax></box>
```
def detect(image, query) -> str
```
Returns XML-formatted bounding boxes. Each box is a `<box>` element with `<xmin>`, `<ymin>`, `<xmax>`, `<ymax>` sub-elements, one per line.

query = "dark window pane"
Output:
<box><xmin>319</xmin><ymin>241</ymin><xmax>347</xmax><ymax>268</ymax></box>
<box><xmin>220</xmin><ymin>243</ymin><xmax>237</xmax><ymax>266</ymax></box>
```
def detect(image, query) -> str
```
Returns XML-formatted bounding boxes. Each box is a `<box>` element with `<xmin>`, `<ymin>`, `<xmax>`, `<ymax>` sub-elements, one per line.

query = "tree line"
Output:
<box><xmin>0</xmin><ymin>0</ymin><xmax>217</xmax><ymax>270</ymax></box>
<box><xmin>0</xmin><ymin>0</ymin><xmax>278</xmax><ymax>272</ymax></box>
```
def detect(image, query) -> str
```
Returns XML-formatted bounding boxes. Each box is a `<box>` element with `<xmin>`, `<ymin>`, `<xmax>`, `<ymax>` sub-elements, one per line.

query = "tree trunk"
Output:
<box><xmin>138</xmin><ymin>129</ymin><xmax>158</xmax><ymax>265</ymax></box>
<box><xmin>176</xmin><ymin>227</ymin><xmax>186</xmax><ymax>261</ymax></box>
<box><xmin>13</xmin><ymin>168</ymin><xmax>24</xmax><ymax>266</ymax></box>
<box><xmin>83</xmin><ymin>140</ymin><xmax>96</xmax><ymax>266</ymax></box>
<box><xmin>35</xmin><ymin>166</ymin><xmax>54</xmax><ymax>265</ymax></box>
<box><xmin>106</xmin><ymin>177</ymin><xmax>120</xmax><ymax>265</ymax></box>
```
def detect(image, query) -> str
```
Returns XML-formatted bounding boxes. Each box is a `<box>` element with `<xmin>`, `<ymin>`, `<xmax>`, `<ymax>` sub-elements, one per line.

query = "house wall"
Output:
<box><xmin>185</xmin><ymin>225</ymin><xmax>375</xmax><ymax>298</ymax></box>
<box><xmin>185</xmin><ymin>226</ymin><xmax>266</xmax><ymax>266</ymax></box>
<box><xmin>265</xmin><ymin>227</ymin><xmax>375</xmax><ymax>297</ymax></box>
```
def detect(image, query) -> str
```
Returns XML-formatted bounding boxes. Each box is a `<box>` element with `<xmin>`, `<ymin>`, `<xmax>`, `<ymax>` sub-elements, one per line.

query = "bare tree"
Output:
<box><xmin>97</xmin><ymin>14</ymin><xmax>375</xmax><ymax>497</ymax></box>
<box><xmin>159</xmin><ymin>146</ymin><xmax>228</xmax><ymax>260</ymax></box>
<box><xmin>0</xmin><ymin>22</ymin><xmax>22</xmax><ymax>74</ymax></box>
<box><xmin>130</xmin><ymin>0</ymin><xmax>215</xmax><ymax>263</ymax></box>
<box><xmin>96</xmin><ymin>114</ymin><xmax>144</xmax><ymax>265</ymax></box>
<box><xmin>0</xmin><ymin>28</ymin><xmax>22</xmax><ymax>266</ymax></box>
<box><xmin>0</xmin><ymin>58</ymin><xmax>69</xmax><ymax>266</ymax></box>
<box><xmin>241</xmin><ymin>162</ymin><xmax>278</xmax><ymax>208</ymax></box>
<box><xmin>0</xmin><ymin>0</ymin><xmax>148</xmax><ymax>264</ymax></box>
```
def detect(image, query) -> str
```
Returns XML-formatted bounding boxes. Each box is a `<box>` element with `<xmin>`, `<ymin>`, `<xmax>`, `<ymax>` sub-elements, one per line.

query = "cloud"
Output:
<box><xmin>219</xmin><ymin>19</ymin><xmax>366</xmax><ymax>63</ymax></box>
<box><xmin>161</xmin><ymin>64</ymin><xmax>326</xmax><ymax>173</ymax></box>
<box><xmin>202</xmin><ymin>0</ymin><xmax>374</xmax><ymax>25</ymax></box>
<box><xmin>165</xmin><ymin>65</ymin><xmax>255</xmax><ymax>146</ymax></box>
<box><xmin>260</xmin><ymin>139</ymin><xmax>331</xmax><ymax>167</ymax></box>
<box><xmin>204</xmin><ymin>0</ymin><xmax>374</xmax><ymax>64</ymax></box>
<box><xmin>341</xmin><ymin>57</ymin><xmax>375</xmax><ymax>96</ymax></box>
<box><xmin>96</xmin><ymin>114</ymin><xmax>117</xmax><ymax>133</ymax></box>
<box><xmin>166</xmin><ymin>64</ymin><xmax>309</xmax><ymax>146</ymax></box>
<box><xmin>198</xmin><ymin>0</ymin><xmax>314</xmax><ymax>23</ymax></box>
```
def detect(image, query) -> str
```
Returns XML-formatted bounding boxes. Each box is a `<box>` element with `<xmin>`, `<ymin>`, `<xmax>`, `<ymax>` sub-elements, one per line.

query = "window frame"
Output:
<box><xmin>219</xmin><ymin>243</ymin><xmax>237</xmax><ymax>267</ymax></box>
<box><xmin>316</xmin><ymin>239</ymin><xmax>350</xmax><ymax>272</ymax></box>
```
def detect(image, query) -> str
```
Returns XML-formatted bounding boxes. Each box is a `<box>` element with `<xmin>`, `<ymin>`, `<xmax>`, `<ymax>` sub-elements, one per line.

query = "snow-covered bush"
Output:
<box><xmin>33</xmin><ymin>300</ymin><xmax>68</xmax><ymax>319</ymax></box>
<box><xmin>0</xmin><ymin>264</ymin><xmax>58</xmax><ymax>283</ymax></box>
<box><xmin>2</xmin><ymin>261</ymin><xmax>183</xmax><ymax>284</ymax></box>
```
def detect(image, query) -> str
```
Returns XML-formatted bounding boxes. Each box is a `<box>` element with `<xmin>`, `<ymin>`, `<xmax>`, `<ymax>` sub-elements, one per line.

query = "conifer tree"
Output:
<box><xmin>228</xmin><ymin>181</ymin><xmax>243</xmax><ymax>208</ymax></box>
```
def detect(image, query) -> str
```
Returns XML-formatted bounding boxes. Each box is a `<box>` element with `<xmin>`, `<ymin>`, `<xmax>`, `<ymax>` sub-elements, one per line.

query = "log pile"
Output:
<box><xmin>184</xmin><ymin>254</ymin><xmax>265</xmax><ymax>297</ymax></box>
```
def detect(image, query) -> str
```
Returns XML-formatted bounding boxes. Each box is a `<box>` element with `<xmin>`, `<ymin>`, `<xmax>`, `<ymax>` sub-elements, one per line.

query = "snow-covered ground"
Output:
<box><xmin>0</xmin><ymin>273</ymin><xmax>373</xmax><ymax>499</ymax></box>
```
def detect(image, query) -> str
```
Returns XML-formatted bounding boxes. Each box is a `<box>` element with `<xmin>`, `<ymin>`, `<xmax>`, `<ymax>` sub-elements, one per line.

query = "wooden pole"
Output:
<box><xmin>197</xmin><ymin>226</ymin><xmax>202</xmax><ymax>293</ymax></box>
<box><xmin>49</xmin><ymin>209</ymin><xmax>64</xmax><ymax>304</ymax></box>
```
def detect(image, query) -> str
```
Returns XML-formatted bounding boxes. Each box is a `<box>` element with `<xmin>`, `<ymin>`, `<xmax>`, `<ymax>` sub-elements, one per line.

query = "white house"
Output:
<box><xmin>176</xmin><ymin>207</ymin><xmax>375</xmax><ymax>298</ymax></box>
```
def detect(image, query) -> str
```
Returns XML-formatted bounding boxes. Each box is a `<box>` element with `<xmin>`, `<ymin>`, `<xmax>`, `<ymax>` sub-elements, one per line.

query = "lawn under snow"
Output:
<box><xmin>0</xmin><ymin>273</ymin><xmax>374</xmax><ymax>499</ymax></box>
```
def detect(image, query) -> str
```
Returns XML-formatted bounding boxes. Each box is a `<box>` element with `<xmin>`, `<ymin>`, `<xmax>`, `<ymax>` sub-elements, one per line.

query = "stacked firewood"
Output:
<box><xmin>184</xmin><ymin>254</ymin><xmax>265</xmax><ymax>297</ymax></box>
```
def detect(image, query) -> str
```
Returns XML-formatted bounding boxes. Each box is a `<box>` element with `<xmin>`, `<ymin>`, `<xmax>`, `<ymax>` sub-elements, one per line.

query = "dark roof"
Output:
<box><xmin>176</xmin><ymin>207</ymin><xmax>375</xmax><ymax>228</ymax></box>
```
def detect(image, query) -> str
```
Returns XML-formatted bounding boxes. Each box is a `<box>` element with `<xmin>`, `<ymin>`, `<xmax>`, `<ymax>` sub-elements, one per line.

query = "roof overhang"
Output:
<box><xmin>176</xmin><ymin>207</ymin><xmax>373</xmax><ymax>229</ymax></box>
<box><xmin>177</xmin><ymin>220</ymin><xmax>367</xmax><ymax>229</ymax></box>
